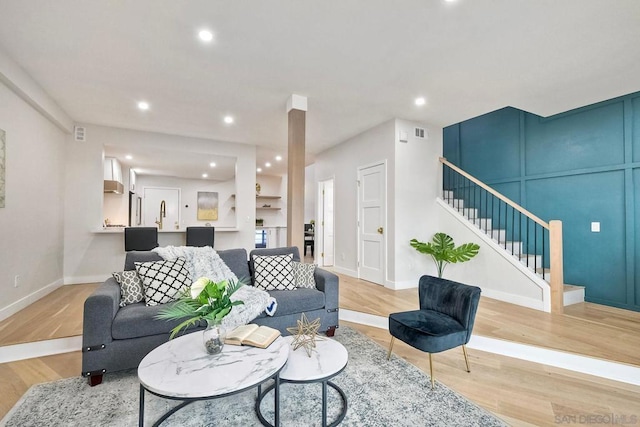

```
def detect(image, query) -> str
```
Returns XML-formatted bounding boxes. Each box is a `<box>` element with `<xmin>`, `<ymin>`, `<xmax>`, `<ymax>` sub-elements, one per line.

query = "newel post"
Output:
<box><xmin>549</xmin><ymin>220</ymin><xmax>564</xmax><ymax>314</ymax></box>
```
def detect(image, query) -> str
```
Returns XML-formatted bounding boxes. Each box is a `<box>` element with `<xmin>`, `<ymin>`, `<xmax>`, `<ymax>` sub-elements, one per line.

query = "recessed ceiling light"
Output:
<box><xmin>224</xmin><ymin>116</ymin><xmax>234</xmax><ymax>124</ymax></box>
<box><xmin>125</xmin><ymin>155</ymin><xmax>133</xmax><ymax>160</ymax></box>
<box><xmin>275</xmin><ymin>155</ymin><xmax>282</xmax><ymax>161</ymax></box>
<box><xmin>257</xmin><ymin>167</ymin><xmax>262</xmax><ymax>173</ymax></box>
<box><xmin>265</xmin><ymin>162</ymin><xmax>271</xmax><ymax>168</ymax></box>
<box><xmin>198</xmin><ymin>30</ymin><xmax>214</xmax><ymax>42</ymax></box>
<box><xmin>202</xmin><ymin>173</ymin><xmax>208</xmax><ymax>178</ymax></box>
<box><xmin>209</xmin><ymin>162</ymin><xmax>216</xmax><ymax>167</ymax></box>
<box><xmin>415</xmin><ymin>97</ymin><xmax>426</xmax><ymax>106</ymax></box>
<box><xmin>138</xmin><ymin>101</ymin><xmax>150</xmax><ymax>111</ymax></box>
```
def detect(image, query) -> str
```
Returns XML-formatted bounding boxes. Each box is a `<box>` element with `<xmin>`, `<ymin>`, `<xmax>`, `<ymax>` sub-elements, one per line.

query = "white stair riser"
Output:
<box><xmin>520</xmin><ymin>255</ymin><xmax>543</xmax><ymax>271</ymax></box>
<box><xmin>564</xmin><ymin>287</ymin><xmax>586</xmax><ymax>306</ymax></box>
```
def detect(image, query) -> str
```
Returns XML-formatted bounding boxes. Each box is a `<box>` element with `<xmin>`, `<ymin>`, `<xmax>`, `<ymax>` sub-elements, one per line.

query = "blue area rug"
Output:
<box><xmin>1</xmin><ymin>326</ymin><xmax>505</xmax><ymax>426</ymax></box>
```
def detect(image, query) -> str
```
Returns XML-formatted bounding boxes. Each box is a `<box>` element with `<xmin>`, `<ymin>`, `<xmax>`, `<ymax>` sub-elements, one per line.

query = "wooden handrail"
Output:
<box><xmin>440</xmin><ymin>157</ymin><xmax>549</xmax><ymax>229</ymax></box>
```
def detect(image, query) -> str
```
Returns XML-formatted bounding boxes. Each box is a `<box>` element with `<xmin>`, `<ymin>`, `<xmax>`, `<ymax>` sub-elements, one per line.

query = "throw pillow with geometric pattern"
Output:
<box><xmin>252</xmin><ymin>254</ymin><xmax>296</xmax><ymax>291</ymax></box>
<box><xmin>112</xmin><ymin>270</ymin><xmax>145</xmax><ymax>307</ymax></box>
<box><xmin>135</xmin><ymin>257</ymin><xmax>191</xmax><ymax>306</ymax></box>
<box><xmin>292</xmin><ymin>261</ymin><xmax>316</xmax><ymax>289</ymax></box>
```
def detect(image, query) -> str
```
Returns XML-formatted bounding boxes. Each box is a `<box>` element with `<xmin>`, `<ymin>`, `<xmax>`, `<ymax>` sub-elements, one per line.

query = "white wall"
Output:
<box><xmin>256</xmin><ymin>174</ymin><xmax>287</xmax><ymax>228</ymax></box>
<box><xmin>391</xmin><ymin>119</ymin><xmax>443</xmax><ymax>288</ymax></box>
<box><xmin>63</xmin><ymin>124</ymin><xmax>256</xmax><ymax>283</ymax></box>
<box><xmin>136</xmin><ymin>175</ymin><xmax>237</xmax><ymax>228</ymax></box>
<box><xmin>314</xmin><ymin>120</ymin><xmax>395</xmax><ymax>277</ymax></box>
<box><xmin>313</xmin><ymin>118</ymin><xmax>443</xmax><ymax>288</ymax></box>
<box><xmin>0</xmin><ymin>81</ymin><xmax>67</xmax><ymax>319</ymax></box>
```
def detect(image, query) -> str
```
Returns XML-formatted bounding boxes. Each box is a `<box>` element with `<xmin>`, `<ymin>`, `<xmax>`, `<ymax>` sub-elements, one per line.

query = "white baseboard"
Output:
<box><xmin>64</xmin><ymin>274</ymin><xmax>108</xmax><ymax>285</ymax></box>
<box><xmin>563</xmin><ymin>287</ymin><xmax>585</xmax><ymax>306</ymax></box>
<box><xmin>0</xmin><ymin>336</ymin><xmax>82</xmax><ymax>364</ymax></box>
<box><xmin>468</xmin><ymin>335</ymin><xmax>640</xmax><ymax>387</ymax></box>
<box><xmin>384</xmin><ymin>279</ymin><xmax>417</xmax><ymax>290</ymax></box>
<box><xmin>340</xmin><ymin>309</ymin><xmax>389</xmax><ymax>329</ymax></box>
<box><xmin>329</xmin><ymin>265</ymin><xmax>358</xmax><ymax>278</ymax></box>
<box><xmin>481</xmin><ymin>288</ymin><xmax>544</xmax><ymax>311</ymax></box>
<box><xmin>0</xmin><ymin>278</ymin><xmax>64</xmax><ymax>322</ymax></box>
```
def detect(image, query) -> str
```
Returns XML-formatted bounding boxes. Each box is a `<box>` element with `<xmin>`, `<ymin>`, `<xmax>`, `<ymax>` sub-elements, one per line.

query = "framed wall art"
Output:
<box><xmin>197</xmin><ymin>191</ymin><xmax>218</xmax><ymax>221</ymax></box>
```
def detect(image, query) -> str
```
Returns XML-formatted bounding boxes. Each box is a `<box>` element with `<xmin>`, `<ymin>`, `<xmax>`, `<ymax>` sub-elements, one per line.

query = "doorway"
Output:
<box><xmin>357</xmin><ymin>162</ymin><xmax>386</xmax><ymax>285</ymax></box>
<box><xmin>317</xmin><ymin>178</ymin><xmax>335</xmax><ymax>266</ymax></box>
<box><xmin>143</xmin><ymin>187</ymin><xmax>180</xmax><ymax>230</ymax></box>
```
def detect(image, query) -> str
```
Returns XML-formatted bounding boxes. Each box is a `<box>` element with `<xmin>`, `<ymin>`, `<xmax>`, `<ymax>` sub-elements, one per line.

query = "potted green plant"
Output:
<box><xmin>410</xmin><ymin>233</ymin><xmax>480</xmax><ymax>278</ymax></box>
<box><xmin>156</xmin><ymin>277</ymin><xmax>244</xmax><ymax>354</ymax></box>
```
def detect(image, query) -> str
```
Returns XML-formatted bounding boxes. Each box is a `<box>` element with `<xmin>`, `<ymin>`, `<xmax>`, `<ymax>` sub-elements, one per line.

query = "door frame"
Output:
<box><xmin>356</xmin><ymin>160</ymin><xmax>387</xmax><ymax>285</ymax></box>
<box><xmin>317</xmin><ymin>177</ymin><xmax>335</xmax><ymax>267</ymax></box>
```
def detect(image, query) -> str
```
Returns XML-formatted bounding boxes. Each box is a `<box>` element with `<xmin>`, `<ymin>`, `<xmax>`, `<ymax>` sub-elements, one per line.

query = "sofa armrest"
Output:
<box><xmin>82</xmin><ymin>278</ymin><xmax>121</xmax><ymax>348</ymax></box>
<box><xmin>314</xmin><ymin>268</ymin><xmax>339</xmax><ymax>310</ymax></box>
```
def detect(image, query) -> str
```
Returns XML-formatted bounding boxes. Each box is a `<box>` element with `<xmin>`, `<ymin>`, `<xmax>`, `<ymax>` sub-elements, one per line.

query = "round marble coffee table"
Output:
<box><xmin>256</xmin><ymin>336</ymin><xmax>348</xmax><ymax>427</ymax></box>
<box><xmin>138</xmin><ymin>331</ymin><xmax>289</xmax><ymax>427</ymax></box>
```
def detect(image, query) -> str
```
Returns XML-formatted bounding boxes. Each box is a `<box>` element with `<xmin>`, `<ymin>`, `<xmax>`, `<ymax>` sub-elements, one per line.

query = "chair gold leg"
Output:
<box><xmin>462</xmin><ymin>345</ymin><xmax>471</xmax><ymax>372</ymax></box>
<box><xmin>429</xmin><ymin>353</ymin><xmax>435</xmax><ymax>389</ymax></box>
<box><xmin>387</xmin><ymin>337</ymin><xmax>395</xmax><ymax>361</ymax></box>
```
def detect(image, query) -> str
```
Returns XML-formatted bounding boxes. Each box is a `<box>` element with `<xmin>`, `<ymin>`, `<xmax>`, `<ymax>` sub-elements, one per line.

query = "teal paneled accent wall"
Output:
<box><xmin>443</xmin><ymin>92</ymin><xmax>640</xmax><ymax>311</ymax></box>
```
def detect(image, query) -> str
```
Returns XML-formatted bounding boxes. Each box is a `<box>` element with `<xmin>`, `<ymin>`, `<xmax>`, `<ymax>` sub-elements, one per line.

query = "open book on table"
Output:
<box><xmin>225</xmin><ymin>324</ymin><xmax>281</xmax><ymax>349</ymax></box>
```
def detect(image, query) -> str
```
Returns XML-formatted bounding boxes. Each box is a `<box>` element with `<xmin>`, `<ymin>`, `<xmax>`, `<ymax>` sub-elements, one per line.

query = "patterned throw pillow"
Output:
<box><xmin>253</xmin><ymin>254</ymin><xmax>296</xmax><ymax>291</ymax></box>
<box><xmin>112</xmin><ymin>270</ymin><xmax>144</xmax><ymax>307</ymax></box>
<box><xmin>292</xmin><ymin>261</ymin><xmax>316</xmax><ymax>289</ymax></box>
<box><xmin>135</xmin><ymin>257</ymin><xmax>191</xmax><ymax>306</ymax></box>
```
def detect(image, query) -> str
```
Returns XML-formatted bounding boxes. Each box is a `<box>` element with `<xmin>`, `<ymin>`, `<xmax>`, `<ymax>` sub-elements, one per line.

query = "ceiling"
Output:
<box><xmin>104</xmin><ymin>145</ymin><xmax>236</xmax><ymax>182</ymax></box>
<box><xmin>1</xmin><ymin>1</ymin><xmax>640</xmax><ymax>177</ymax></box>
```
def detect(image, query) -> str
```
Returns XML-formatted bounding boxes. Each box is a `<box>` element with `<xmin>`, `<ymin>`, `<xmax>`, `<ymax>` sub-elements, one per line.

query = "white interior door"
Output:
<box><xmin>143</xmin><ymin>187</ymin><xmax>180</xmax><ymax>230</ymax></box>
<box><xmin>358</xmin><ymin>163</ymin><xmax>385</xmax><ymax>285</ymax></box>
<box><xmin>318</xmin><ymin>179</ymin><xmax>335</xmax><ymax>266</ymax></box>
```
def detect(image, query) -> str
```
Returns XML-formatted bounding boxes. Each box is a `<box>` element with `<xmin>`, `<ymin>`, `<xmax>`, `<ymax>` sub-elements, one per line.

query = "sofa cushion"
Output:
<box><xmin>112</xmin><ymin>271</ymin><xmax>144</xmax><ymax>307</ymax></box>
<box><xmin>253</xmin><ymin>254</ymin><xmax>296</xmax><ymax>291</ymax></box>
<box><xmin>254</xmin><ymin>288</ymin><xmax>325</xmax><ymax>318</ymax></box>
<box><xmin>111</xmin><ymin>302</ymin><xmax>201</xmax><ymax>340</ymax></box>
<box><xmin>135</xmin><ymin>257</ymin><xmax>191</xmax><ymax>306</ymax></box>
<box><xmin>292</xmin><ymin>261</ymin><xmax>316</xmax><ymax>289</ymax></box>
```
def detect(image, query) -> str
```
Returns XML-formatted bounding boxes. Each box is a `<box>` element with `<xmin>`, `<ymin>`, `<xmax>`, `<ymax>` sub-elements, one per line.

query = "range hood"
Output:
<box><xmin>104</xmin><ymin>157</ymin><xmax>124</xmax><ymax>194</ymax></box>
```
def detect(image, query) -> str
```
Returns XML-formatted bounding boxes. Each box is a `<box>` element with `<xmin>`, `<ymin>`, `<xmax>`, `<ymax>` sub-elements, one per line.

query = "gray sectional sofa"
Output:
<box><xmin>81</xmin><ymin>246</ymin><xmax>339</xmax><ymax>385</ymax></box>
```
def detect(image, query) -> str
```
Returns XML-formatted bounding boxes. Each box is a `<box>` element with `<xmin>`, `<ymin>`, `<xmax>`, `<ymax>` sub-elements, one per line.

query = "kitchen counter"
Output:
<box><xmin>93</xmin><ymin>227</ymin><xmax>239</xmax><ymax>234</ymax></box>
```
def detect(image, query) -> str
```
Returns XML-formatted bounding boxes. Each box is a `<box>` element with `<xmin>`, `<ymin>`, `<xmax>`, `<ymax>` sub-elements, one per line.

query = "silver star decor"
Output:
<box><xmin>286</xmin><ymin>313</ymin><xmax>324</xmax><ymax>357</ymax></box>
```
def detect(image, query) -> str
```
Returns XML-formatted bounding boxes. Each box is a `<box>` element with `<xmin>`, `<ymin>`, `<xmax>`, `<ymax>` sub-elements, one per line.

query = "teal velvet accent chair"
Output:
<box><xmin>387</xmin><ymin>275</ymin><xmax>481</xmax><ymax>389</ymax></box>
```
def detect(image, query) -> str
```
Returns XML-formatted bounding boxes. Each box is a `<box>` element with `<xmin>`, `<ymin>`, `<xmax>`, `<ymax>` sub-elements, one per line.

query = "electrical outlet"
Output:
<box><xmin>14</xmin><ymin>275</ymin><xmax>20</xmax><ymax>288</ymax></box>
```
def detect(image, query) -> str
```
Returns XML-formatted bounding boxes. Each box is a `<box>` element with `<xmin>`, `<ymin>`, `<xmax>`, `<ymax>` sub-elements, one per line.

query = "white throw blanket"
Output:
<box><xmin>221</xmin><ymin>285</ymin><xmax>277</xmax><ymax>330</ymax></box>
<box><xmin>152</xmin><ymin>246</ymin><xmax>238</xmax><ymax>283</ymax></box>
<box><xmin>152</xmin><ymin>246</ymin><xmax>277</xmax><ymax>324</ymax></box>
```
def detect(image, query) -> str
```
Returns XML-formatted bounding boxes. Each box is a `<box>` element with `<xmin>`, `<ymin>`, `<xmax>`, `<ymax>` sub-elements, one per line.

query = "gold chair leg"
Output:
<box><xmin>429</xmin><ymin>353</ymin><xmax>435</xmax><ymax>389</ymax></box>
<box><xmin>387</xmin><ymin>336</ymin><xmax>395</xmax><ymax>361</ymax></box>
<box><xmin>462</xmin><ymin>345</ymin><xmax>471</xmax><ymax>372</ymax></box>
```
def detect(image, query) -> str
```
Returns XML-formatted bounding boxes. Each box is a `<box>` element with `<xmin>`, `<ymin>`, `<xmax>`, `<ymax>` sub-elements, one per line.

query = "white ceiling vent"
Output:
<box><xmin>74</xmin><ymin>126</ymin><xmax>86</xmax><ymax>142</ymax></box>
<box><xmin>414</xmin><ymin>127</ymin><xmax>426</xmax><ymax>139</ymax></box>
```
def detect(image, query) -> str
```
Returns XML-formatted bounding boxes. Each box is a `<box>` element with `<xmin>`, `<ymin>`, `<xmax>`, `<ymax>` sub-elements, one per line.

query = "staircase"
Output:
<box><xmin>440</xmin><ymin>160</ymin><xmax>585</xmax><ymax>311</ymax></box>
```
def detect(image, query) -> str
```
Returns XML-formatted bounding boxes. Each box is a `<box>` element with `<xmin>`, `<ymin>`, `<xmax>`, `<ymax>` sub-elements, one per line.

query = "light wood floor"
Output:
<box><xmin>0</xmin><ymin>284</ymin><xmax>100</xmax><ymax>346</ymax></box>
<box><xmin>1</xmin><ymin>277</ymin><xmax>640</xmax><ymax>425</ymax></box>
<box><xmin>339</xmin><ymin>274</ymin><xmax>640</xmax><ymax>367</ymax></box>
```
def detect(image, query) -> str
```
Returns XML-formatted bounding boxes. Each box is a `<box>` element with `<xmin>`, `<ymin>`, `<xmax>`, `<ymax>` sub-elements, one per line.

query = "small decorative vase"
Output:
<box><xmin>203</xmin><ymin>319</ymin><xmax>225</xmax><ymax>355</ymax></box>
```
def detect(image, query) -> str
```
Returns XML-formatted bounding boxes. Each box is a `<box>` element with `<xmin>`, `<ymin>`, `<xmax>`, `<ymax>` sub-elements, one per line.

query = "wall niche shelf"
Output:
<box><xmin>230</xmin><ymin>194</ymin><xmax>283</xmax><ymax>211</ymax></box>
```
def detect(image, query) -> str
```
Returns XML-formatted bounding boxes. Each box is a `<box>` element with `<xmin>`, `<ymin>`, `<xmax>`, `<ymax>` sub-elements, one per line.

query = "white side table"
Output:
<box><xmin>138</xmin><ymin>332</ymin><xmax>289</xmax><ymax>427</ymax></box>
<box><xmin>256</xmin><ymin>336</ymin><xmax>348</xmax><ymax>427</ymax></box>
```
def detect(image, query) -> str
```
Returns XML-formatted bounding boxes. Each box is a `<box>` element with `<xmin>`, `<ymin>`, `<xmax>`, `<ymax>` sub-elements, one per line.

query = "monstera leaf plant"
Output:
<box><xmin>410</xmin><ymin>233</ymin><xmax>480</xmax><ymax>278</ymax></box>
